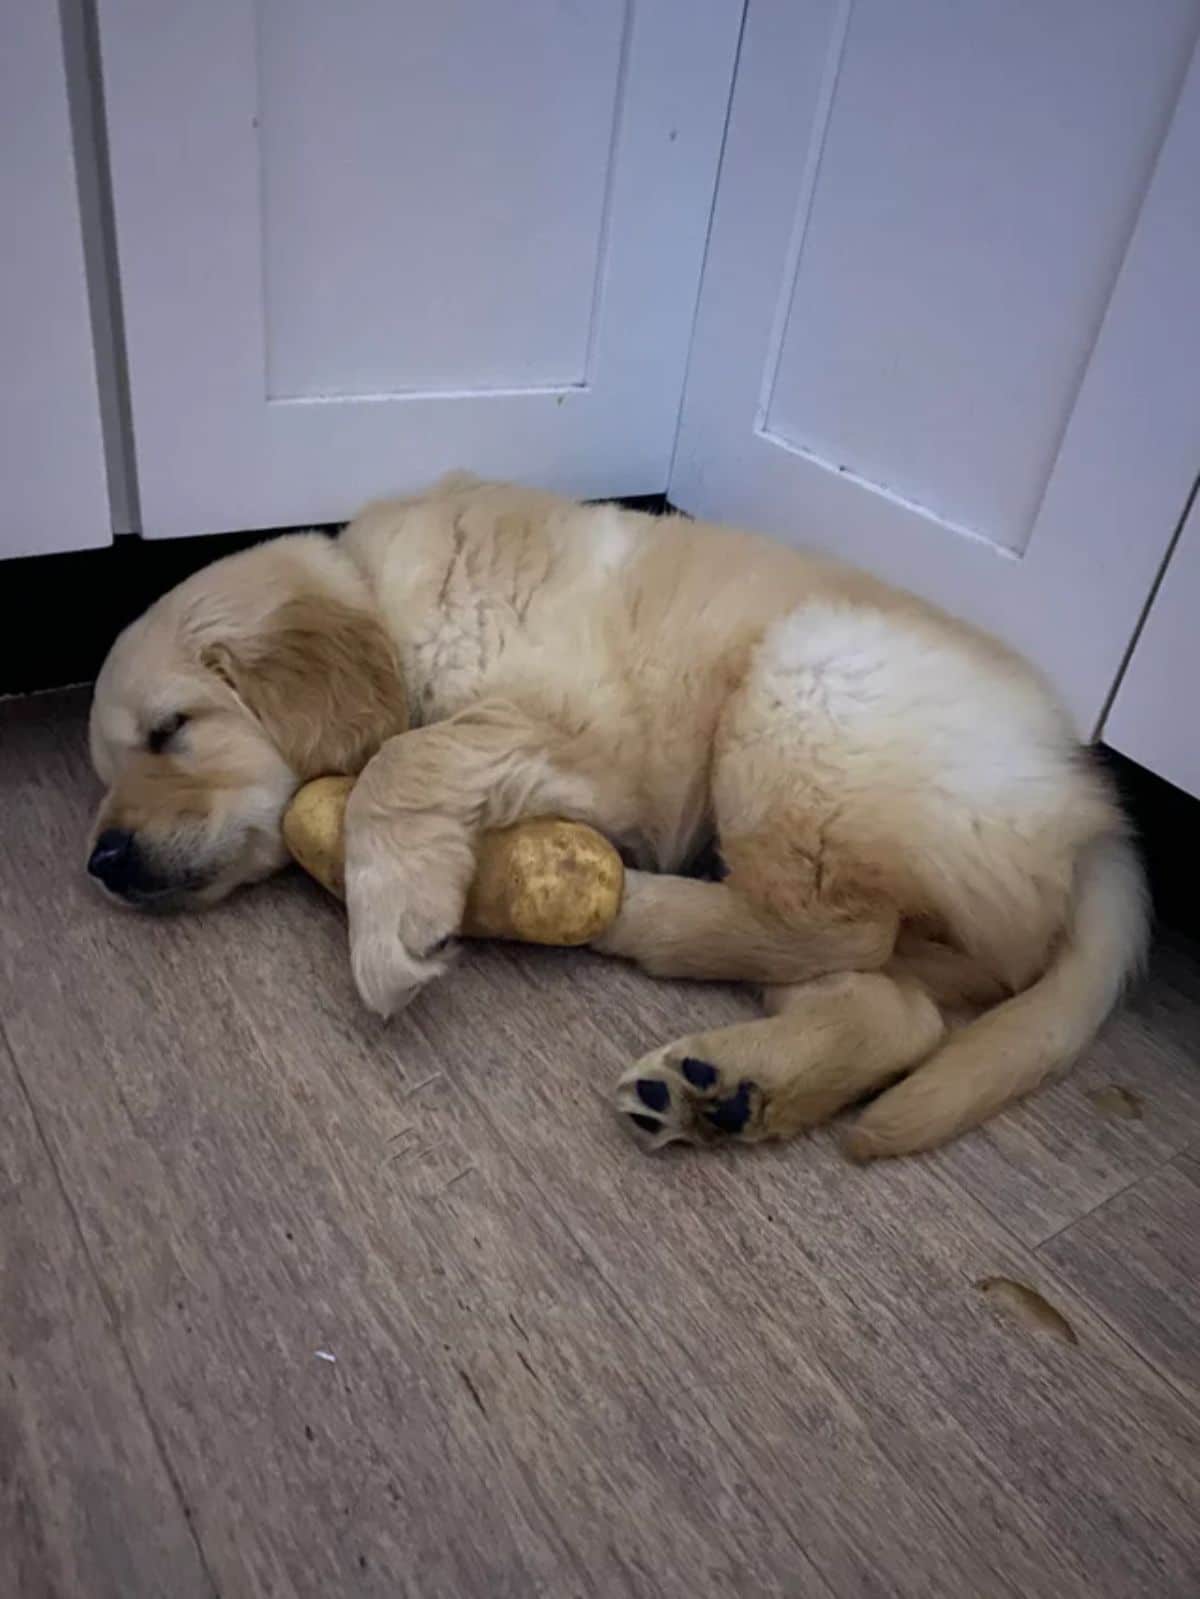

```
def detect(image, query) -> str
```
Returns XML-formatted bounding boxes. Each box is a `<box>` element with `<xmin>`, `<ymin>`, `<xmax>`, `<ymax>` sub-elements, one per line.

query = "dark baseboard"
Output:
<box><xmin>1100</xmin><ymin>748</ymin><xmax>1199</xmax><ymax>940</ymax></box>
<box><xmin>1</xmin><ymin>526</ymin><xmax>283</xmax><ymax>698</ymax></box>
<box><xmin>0</xmin><ymin>493</ymin><xmax>669</xmax><ymax>698</ymax></box>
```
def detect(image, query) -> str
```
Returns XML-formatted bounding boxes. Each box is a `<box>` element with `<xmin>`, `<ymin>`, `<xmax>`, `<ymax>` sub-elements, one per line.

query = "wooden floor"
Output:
<box><xmin>3</xmin><ymin>690</ymin><xmax>1200</xmax><ymax>1599</ymax></box>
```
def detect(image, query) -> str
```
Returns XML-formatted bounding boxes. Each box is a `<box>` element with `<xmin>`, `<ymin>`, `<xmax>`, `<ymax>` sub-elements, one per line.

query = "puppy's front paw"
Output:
<box><xmin>346</xmin><ymin>868</ymin><xmax>457</xmax><ymax>1018</ymax></box>
<box><xmin>349</xmin><ymin>924</ymin><xmax>454</xmax><ymax>1018</ymax></box>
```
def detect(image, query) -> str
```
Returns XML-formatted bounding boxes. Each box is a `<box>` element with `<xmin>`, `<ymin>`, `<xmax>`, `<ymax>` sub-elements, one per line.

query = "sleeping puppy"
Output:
<box><xmin>87</xmin><ymin>474</ymin><xmax>1145</xmax><ymax>1158</ymax></box>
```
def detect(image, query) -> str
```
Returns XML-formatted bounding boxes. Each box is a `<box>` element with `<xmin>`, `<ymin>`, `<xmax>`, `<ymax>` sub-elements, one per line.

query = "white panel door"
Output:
<box><xmin>671</xmin><ymin>0</ymin><xmax>1200</xmax><ymax>731</ymax></box>
<box><xmin>1104</xmin><ymin>493</ymin><xmax>1200</xmax><ymax>799</ymax></box>
<box><xmin>1</xmin><ymin>4</ymin><xmax>110</xmax><ymax>559</ymax></box>
<box><xmin>97</xmin><ymin>0</ymin><xmax>742</xmax><ymax>539</ymax></box>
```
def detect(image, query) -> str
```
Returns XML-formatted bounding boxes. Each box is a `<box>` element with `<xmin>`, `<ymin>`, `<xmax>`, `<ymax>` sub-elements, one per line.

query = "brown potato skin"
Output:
<box><xmin>282</xmin><ymin>777</ymin><xmax>624</xmax><ymax>945</ymax></box>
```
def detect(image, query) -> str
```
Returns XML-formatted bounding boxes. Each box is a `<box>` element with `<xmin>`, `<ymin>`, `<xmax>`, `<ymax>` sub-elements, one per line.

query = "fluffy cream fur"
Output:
<box><xmin>88</xmin><ymin>474</ymin><xmax>1146</xmax><ymax>1158</ymax></box>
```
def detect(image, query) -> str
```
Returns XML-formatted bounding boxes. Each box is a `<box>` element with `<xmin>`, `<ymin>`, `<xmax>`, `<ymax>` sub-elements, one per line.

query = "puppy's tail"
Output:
<box><xmin>843</xmin><ymin>832</ymin><xmax>1148</xmax><ymax>1160</ymax></box>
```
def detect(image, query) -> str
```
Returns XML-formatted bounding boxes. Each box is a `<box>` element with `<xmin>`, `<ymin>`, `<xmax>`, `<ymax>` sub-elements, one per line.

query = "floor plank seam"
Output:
<box><xmin>698</xmin><ymin>1145</ymin><xmax>1160</xmax><ymax>1570</ymax></box>
<box><xmin>931</xmin><ymin>1159</ymin><xmax>1200</xmax><ymax>1433</ymax></box>
<box><xmin>1033</xmin><ymin>1169</ymin><xmax>1200</xmax><ymax>1425</ymax></box>
<box><xmin>0</xmin><ymin>1019</ymin><xmax>223</xmax><ymax>1599</ymax></box>
<box><xmin>1032</xmin><ymin>1166</ymin><xmax>1157</xmax><ymax>1251</ymax></box>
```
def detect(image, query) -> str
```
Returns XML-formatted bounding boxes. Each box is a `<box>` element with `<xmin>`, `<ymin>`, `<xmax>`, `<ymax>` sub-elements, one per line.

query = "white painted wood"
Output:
<box><xmin>97</xmin><ymin>0</ymin><xmax>743</xmax><ymax>538</ymax></box>
<box><xmin>671</xmin><ymin>0</ymin><xmax>1200</xmax><ymax>732</ymax></box>
<box><xmin>1</xmin><ymin>3</ymin><xmax>110</xmax><ymax>559</ymax></box>
<box><xmin>1104</xmin><ymin>494</ymin><xmax>1200</xmax><ymax>799</ymax></box>
<box><xmin>58</xmin><ymin>0</ymin><xmax>140</xmax><ymax>536</ymax></box>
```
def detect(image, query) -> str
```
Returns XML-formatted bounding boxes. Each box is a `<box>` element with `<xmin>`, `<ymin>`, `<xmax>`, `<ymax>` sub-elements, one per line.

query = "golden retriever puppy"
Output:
<box><xmin>88</xmin><ymin>474</ymin><xmax>1146</xmax><ymax>1158</ymax></box>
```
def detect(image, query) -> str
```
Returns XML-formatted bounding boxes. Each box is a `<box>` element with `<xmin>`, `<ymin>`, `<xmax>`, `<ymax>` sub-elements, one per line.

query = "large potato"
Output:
<box><xmin>283</xmin><ymin>777</ymin><xmax>624</xmax><ymax>945</ymax></box>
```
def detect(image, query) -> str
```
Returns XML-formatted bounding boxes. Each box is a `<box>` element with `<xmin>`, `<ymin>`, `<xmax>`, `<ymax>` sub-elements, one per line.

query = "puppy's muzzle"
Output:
<box><xmin>87</xmin><ymin>828</ymin><xmax>166</xmax><ymax>902</ymax></box>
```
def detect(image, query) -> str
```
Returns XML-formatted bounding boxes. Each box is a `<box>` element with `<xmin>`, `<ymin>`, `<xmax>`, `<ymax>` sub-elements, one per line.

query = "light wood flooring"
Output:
<box><xmin>2</xmin><ymin>690</ymin><xmax>1199</xmax><ymax>1599</ymax></box>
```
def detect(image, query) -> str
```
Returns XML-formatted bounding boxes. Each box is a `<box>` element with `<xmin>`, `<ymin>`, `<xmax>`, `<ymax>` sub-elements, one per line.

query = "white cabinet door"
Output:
<box><xmin>98</xmin><ymin>0</ymin><xmax>742</xmax><ymax>539</ymax></box>
<box><xmin>670</xmin><ymin>0</ymin><xmax>1200</xmax><ymax>732</ymax></box>
<box><xmin>1</xmin><ymin>4</ymin><xmax>109</xmax><ymax>559</ymax></box>
<box><xmin>1104</xmin><ymin>494</ymin><xmax>1200</xmax><ymax>799</ymax></box>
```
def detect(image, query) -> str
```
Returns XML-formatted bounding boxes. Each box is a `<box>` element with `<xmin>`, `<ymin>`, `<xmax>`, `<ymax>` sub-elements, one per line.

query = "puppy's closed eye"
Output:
<box><xmin>147</xmin><ymin>712</ymin><xmax>189</xmax><ymax>754</ymax></box>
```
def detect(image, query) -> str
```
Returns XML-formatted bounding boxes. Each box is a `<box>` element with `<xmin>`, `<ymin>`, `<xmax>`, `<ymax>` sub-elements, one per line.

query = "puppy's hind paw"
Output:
<box><xmin>615</xmin><ymin>1048</ymin><xmax>765</xmax><ymax>1149</ymax></box>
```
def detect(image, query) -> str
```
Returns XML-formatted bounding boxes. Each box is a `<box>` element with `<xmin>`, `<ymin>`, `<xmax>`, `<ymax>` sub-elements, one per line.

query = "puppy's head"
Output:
<box><xmin>87</xmin><ymin>534</ymin><xmax>407</xmax><ymax>909</ymax></box>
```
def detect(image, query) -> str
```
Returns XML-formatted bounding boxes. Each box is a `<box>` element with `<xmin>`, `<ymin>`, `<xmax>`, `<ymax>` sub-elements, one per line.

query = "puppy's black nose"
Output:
<box><xmin>88</xmin><ymin>828</ymin><xmax>138</xmax><ymax>895</ymax></box>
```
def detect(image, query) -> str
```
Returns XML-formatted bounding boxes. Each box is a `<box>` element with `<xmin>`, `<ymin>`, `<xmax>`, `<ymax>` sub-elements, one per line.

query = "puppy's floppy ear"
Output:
<box><xmin>202</xmin><ymin>594</ymin><xmax>409</xmax><ymax>777</ymax></box>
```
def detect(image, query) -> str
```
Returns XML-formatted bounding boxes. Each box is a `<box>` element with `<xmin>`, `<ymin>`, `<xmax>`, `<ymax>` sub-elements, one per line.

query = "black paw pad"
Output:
<box><xmin>703</xmin><ymin>1080</ymin><xmax>753</xmax><ymax>1134</ymax></box>
<box><xmin>627</xmin><ymin>1112</ymin><xmax>662</xmax><ymax>1135</ymax></box>
<box><xmin>636</xmin><ymin>1077</ymin><xmax>670</xmax><ymax>1112</ymax></box>
<box><xmin>681</xmin><ymin>1057</ymin><xmax>719</xmax><ymax>1090</ymax></box>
